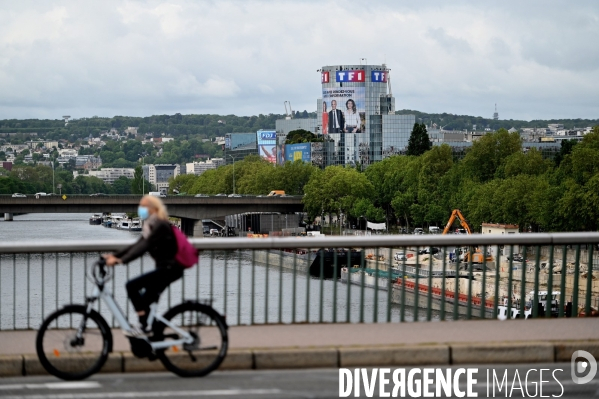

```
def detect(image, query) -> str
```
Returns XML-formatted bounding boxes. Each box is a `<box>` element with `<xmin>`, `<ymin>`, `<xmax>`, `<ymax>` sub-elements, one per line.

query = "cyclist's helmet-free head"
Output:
<box><xmin>140</xmin><ymin>195</ymin><xmax>169</xmax><ymax>221</ymax></box>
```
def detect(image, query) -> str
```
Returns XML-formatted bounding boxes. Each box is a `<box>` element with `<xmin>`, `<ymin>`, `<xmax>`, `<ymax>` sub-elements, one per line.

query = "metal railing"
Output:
<box><xmin>0</xmin><ymin>233</ymin><xmax>598</xmax><ymax>330</ymax></box>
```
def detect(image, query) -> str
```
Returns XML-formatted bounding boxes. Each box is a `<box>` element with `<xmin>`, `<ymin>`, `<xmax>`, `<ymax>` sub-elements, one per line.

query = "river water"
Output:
<box><xmin>0</xmin><ymin>213</ymin><xmax>417</xmax><ymax>330</ymax></box>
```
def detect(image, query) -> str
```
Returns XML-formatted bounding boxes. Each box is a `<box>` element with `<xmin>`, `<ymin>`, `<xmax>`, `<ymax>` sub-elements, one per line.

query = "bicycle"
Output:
<box><xmin>36</xmin><ymin>259</ymin><xmax>228</xmax><ymax>380</ymax></box>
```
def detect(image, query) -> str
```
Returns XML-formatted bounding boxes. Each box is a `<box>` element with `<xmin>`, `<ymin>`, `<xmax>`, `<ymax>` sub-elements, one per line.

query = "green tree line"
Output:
<box><xmin>171</xmin><ymin>126</ymin><xmax>599</xmax><ymax>232</ymax></box>
<box><xmin>0</xmin><ymin>165</ymin><xmax>152</xmax><ymax>195</ymax></box>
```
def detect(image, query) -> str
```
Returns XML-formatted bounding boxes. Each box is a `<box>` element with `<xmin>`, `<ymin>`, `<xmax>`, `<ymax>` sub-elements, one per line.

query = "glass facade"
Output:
<box><xmin>318</xmin><ymin>64</ymin><xmax>415</xmax><ymax>167</ymax></box>
<box><xmin>224</xmin><ymin>132</ymin><xmax>259</xmax><ymax>164</ymax></box>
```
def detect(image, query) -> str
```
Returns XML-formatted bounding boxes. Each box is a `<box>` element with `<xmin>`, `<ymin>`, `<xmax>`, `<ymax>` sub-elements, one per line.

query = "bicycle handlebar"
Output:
<box><xmin>89</xmin><ymin>257</ymin><xmax>113</xmax><ymax>286</ymax></box>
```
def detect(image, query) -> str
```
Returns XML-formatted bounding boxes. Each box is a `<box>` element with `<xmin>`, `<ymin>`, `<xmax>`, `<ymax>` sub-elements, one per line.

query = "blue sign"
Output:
<box><xmin>371</xmin><ymin>71</ymin><xmax>387</xmax><ymax>83</ymax></box>
<box><xmin>259</xmin><ymin>131</ymin><xmax>277</xmax><ymax>140</ymax></box>
<box><xmin>335</xmin><ymin>70</ymin><xmax>365</xmax><ymax>82</ymax></box>
<box><xmin>284</xmin><ymin>143</ymin><xmax>311</xmax><ymax>163</ymax></box>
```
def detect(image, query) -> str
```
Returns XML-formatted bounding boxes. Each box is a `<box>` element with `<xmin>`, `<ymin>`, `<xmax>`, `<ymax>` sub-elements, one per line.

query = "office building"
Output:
<box><xmin>143</xmin><ymin>164</ymin><xmax>180</xmax><ymax>193</ymax></box>
<box><xmin>224</xmin><ymin>132</ymin><xmax>258</xmax><ymax>164</ymax></box>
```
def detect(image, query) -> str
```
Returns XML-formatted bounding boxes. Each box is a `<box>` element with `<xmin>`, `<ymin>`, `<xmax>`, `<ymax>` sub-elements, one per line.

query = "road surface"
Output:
<box><xmin>0</xmin><ymin>364</ymin><xmax>596</xmax><ymax>398</ymax></box>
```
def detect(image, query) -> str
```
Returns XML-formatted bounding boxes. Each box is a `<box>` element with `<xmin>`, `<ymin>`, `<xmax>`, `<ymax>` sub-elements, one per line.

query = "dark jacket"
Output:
<box><xmin>328</xmin><ymin>109</ymin><xmax>345</xmax><ymax>132</ymax></box>
<box><xmin>115</xmin><ymin>219</ymin><xmax>179</xmax><ymax>268</ymax></box>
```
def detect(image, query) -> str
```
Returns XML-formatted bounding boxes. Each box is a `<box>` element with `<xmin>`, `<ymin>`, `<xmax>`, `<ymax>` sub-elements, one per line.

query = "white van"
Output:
<box><xmin>149</xmin><ymin>192</ymin><xmax>166</xmax><ymax>198</ymax></box>
<box><xmin>429</xmin><ymin>226</ymin><xmax>441</xmax><ymax>234</ymax></box>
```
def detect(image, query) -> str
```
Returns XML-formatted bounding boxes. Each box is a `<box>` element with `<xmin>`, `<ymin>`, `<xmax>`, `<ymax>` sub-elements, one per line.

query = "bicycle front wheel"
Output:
<box><xmin>156</xmin><ymin>302</ymin><xmax>228</xmax><ymax>377</ymax></box>
<box><xmin>36</xmin><ymin>305</ymin><xmax>112</xmax><ymax>380</ymax></box>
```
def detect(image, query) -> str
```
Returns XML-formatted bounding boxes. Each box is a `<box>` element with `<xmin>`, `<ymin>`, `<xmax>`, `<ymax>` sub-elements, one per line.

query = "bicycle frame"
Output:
<box><xmin>87</xmin><ymin>282</ymin><xmax>194</xmax><ymax>351</ymax></box>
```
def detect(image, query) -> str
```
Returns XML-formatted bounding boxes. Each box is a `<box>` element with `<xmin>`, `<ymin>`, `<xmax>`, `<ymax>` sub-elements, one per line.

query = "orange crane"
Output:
<box><xmin>442</xmin><ymin>209</ymin><xmax>472</xmax><ymax>235</ymax></box>
<box><xmin>443</xmin><ymin>209</ymin><xmax>493</xmax><ymax>264</ymax></box>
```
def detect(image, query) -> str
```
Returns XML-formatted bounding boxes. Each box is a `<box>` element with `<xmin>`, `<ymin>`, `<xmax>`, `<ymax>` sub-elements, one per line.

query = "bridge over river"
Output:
<box><xmin>0</xmin><ymin>195</ymin><xmax>304</xmax><ymax>236</ymax></box>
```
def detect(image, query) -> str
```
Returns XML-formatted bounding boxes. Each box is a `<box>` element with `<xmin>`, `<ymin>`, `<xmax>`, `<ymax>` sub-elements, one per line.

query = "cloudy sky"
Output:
<box><xmin>1</xmin><ymin>0</ymin><xmax>598</xmax><ymax>121</ymax></box>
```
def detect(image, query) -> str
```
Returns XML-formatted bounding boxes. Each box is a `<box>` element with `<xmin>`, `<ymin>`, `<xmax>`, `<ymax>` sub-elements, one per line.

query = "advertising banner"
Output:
<box><xmin>257</xmin><ymin>130</ymin><xmax>277</xmax><ymax>163</ymax></box>
<box><xmin>285</xmin><ymin>143</ymin><xmax>311</xmax><ymax>163</ymax></box>
<box><xmin>321</xmin><ymin>87</ymin><xmax>365</xmax><ymax>135</ymax></box>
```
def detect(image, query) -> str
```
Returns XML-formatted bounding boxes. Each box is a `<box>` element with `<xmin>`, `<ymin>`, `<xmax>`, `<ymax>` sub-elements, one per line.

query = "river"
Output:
<box><xmin>0</xmin><ymin>213</ymin><xmax>421</xmax><ymax>330</ymax></box>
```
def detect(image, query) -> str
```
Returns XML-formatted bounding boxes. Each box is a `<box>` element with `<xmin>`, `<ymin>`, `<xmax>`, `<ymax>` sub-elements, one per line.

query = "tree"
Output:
<box><xmin>131</xmin><ymin>165</ymin><xmax>145</xmax><ymax>194</ymax></box>
<box><xmin>112</xmin><ymin>176</ymin><xmax>132</xmax><ymax>194</ymax></box>
<box><xmin>303</xmin><ymin>166</ymin><xmax>374</xmax><ymax>220</ymax></box>
<box><xmin>406</xmin><ymin>123</ymin><xmax>431</xmax><ymax>156</ymax></box>
<box><xmin>285</xmin><ymin>129</ymin><xmax>323</xmax><ymax>144</ymax></box>
<box><xmin>461</xmin><ymin>128</ymin><xmax>522</xmax><ymax>182</ymax></box>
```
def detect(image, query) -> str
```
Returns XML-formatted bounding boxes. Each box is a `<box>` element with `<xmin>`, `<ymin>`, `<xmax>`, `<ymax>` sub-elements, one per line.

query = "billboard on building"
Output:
<box><xmin>321</xmin><ymin>87</ymin><xmax>365</xmax><ymax>135</ymax></box>
<box><xmin>285</xmin><ymin>143</ymin><xmax>311</xmax><ymax>163</ymax></box>
<box><xmin>257</xmin><ymin>130</ymin><xmax>277</xmax><ymax>163</ymax></box>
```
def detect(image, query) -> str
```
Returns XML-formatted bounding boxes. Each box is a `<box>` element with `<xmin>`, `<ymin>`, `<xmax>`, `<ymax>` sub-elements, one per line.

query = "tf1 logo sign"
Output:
<box><xmin>336</xmin><ymin>70</ymin><xmax>365</xmax><ymax>82</ymax></box>
<box><xmin>371</xmin><ymin>71</ymin><xmax>387</xmax><ymax>83</ymax></box>
<box><xmin>321</xmin><ymin>71</ymin><xmax>330</xmax><ymax>84</ymax></box>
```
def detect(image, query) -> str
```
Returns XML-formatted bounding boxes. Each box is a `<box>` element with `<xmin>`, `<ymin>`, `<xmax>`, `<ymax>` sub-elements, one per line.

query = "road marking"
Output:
<box><xmin>0</xmin><ymin>382</ymin><xmax>101</xmax><ymax>390</ymax></box>
<box><xmin>0</xmin><ymin>388</ymin><xmax>282</xmax><ymax>399</ymax></box>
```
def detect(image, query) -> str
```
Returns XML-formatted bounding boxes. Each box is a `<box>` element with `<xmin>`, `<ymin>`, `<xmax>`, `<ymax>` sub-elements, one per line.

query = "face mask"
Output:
<box><xmin>138</xmin><ymin>206</ymin><xmax>150</xmax><ymax>220</ymax></box>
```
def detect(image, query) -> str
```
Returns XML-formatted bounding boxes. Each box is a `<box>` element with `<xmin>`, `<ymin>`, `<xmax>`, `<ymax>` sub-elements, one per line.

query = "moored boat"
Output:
<box><xmin>89</xmin><ymin>214</ymin><xmax>102</xmax><ymax>225</ymax></box>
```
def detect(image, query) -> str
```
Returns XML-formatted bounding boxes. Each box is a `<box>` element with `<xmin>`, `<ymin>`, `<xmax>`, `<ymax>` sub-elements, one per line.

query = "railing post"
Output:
<box><xmin>585</xmin><ymin>245</ymin><xmax>594</xmax><ymax>317</ymax></box>
<box><xmin>559</xmin><ymin>245</ymin><xmax>567</xmax><ymax>318</ymax></box>
<box><xmin>520</xmin><ymin>246</ymin><xmax>528</xmax><ymax>321</ymax></box>
<box><xmin>546</xmin><ymin>245</ymin><xmax>555</xmax><ymax>318</ymax></box>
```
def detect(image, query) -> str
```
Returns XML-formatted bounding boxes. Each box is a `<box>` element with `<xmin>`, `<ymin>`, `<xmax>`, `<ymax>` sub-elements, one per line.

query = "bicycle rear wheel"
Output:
<box><xmin>36</xmin><ymin>305</ymin><xmax>112</xmax><ymax>380</ymax></box>
<box><xmin>156</xmin><ymin>302</ymin><xmax>228</xmax><ymax>377</ymax></box>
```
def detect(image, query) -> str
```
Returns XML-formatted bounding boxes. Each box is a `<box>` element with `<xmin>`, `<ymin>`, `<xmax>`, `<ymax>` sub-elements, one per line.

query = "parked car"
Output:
<box><xmin>418</xmin><ymin>247</ymin><xmax>440</xmax><ymax>255</ymax></box>
<box><xmin>89</xmin><ymin>193</ymin><xmax>107</xmax><ymax>197</ymax></box>
<box><xmin>12</xmin><ymin>193</ymin><xmax>26</xmax><ymax>198</ymax></box>
<box><xmin>149</xmin><ymin>191</ymin><xmax>166</xmax><ymax>198</ymax></box>
<box><xmin>507</xmin><ymin>254</ymin><xmax>524</xmax><ymax>262</ymax></box>
<box><xmin>413</xmin><ymin>228</ymin><xmax>424</xmax><ymax>235</ymax></box>
<box><xmin>394</xmin><ymin>252</ymin><xmax>407</xmax><ymax>261</ymax></box>
<box><xmin>228</xmin><ymin>194</ymin><xmax>242</xmax><ymax>198</ymax></box>
<box><xmin>215</xmin><ymin>193</ymin><xmax>227</xmax><ymax>197</ymax></box>
<box><xmin>34</xmin><ymin>192</ymin><xmax>47</xmax><ymax>197</ymax></box>
<box><xmin>194</xmin><ymin>194</ymin><xmax>209</xmax><ymax>198</ymax></box>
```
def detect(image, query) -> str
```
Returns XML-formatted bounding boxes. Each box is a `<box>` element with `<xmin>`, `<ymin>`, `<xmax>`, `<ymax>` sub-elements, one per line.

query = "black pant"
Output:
<box><xmin>126</xmin><ymin>266</ymin><xmax>184</xmax><ymax>312</ymax></box>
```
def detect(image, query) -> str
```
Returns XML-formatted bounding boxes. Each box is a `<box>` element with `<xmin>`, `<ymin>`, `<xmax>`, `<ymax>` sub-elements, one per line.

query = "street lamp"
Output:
<box><xmin>138</xmin><ymin>153</ymin><xmax>145</xmax><ymax>195</ymax></box>
<box><xmin>52</xmin><ymin>154</ymin><xmax>55</xmax><ymax>194</ymax></box>
<box><xmin>228</xmin><ymin>155</ymin><xmax>236</xmax><ymax>194</ymax></box>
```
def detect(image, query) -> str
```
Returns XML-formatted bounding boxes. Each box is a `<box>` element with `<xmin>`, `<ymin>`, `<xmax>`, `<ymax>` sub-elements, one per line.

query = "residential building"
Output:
<box><xmin>26</xmin><ymin>140</ymin><xmax>58</xmax><ymax>150</ymax></box>
<box><xmin>58</xmin><ymin>149</ymin><xmax>78</xmax><ymax>159</ymax></box>
<box><xmin>88</xmin><ymin>168</ymin><xmax>135</xmax><ymax>184</ymax></box>
<box><xmin>185</xmin><ymin>158</ymin><xmax>225</xmax><ymax>175</ymax></box>
<box><xmin>75</xmin><ymin>155</ymin><xmax>102</xmax><ymax>170</ymax></box>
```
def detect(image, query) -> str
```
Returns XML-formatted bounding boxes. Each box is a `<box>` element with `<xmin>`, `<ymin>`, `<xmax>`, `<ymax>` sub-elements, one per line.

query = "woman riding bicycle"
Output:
<box><xmin>103</xmin><ymin>195</ymin><xmax>183</xmax><ymax>335</ymax></box>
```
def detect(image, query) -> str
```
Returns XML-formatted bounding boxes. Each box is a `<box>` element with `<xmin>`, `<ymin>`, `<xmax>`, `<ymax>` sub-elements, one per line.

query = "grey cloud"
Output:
<box><xmin>426</xmin><ymin>28</ymin><xmax>472</xmax><ymax>55</ymax></box>
<box><xmin>0</xmin><ymin>0</ymin><xmax>598</xmax><ymax>120</ymax></box>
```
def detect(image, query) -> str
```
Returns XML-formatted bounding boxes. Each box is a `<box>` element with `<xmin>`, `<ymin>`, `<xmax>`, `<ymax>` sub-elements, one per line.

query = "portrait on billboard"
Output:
<box><xmin>257</xmin><ymin>130</ymin><xmax>277</xmax><ymax>164</ymax></box>
<box><xmin>322</xmin><ymin>88</ymin><xmax>365</xmax><ymax>134</ymax></box>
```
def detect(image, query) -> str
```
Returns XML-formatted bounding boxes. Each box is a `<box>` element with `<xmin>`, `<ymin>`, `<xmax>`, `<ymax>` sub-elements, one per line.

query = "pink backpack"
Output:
<box><xmin>171</xmin><ymin>226</ymin><xmax>199</xmax><ymax>268</ymax></box>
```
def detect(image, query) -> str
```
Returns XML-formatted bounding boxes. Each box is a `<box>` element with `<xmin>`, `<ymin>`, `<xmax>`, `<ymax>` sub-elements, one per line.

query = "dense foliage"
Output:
<box><xmin>285</xmin><ymin>129</ymin><xmax>324</xmax><ymax>144</ymax></box>
<box><xmin>0</xmin><ymin>165</ymin><xmax>152</xmax><ymax>195</ymax></box>
<box><xmin>169</xmin><ymin>127</ymin><xmax>599</xmax><ymax>232</ymax></box>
